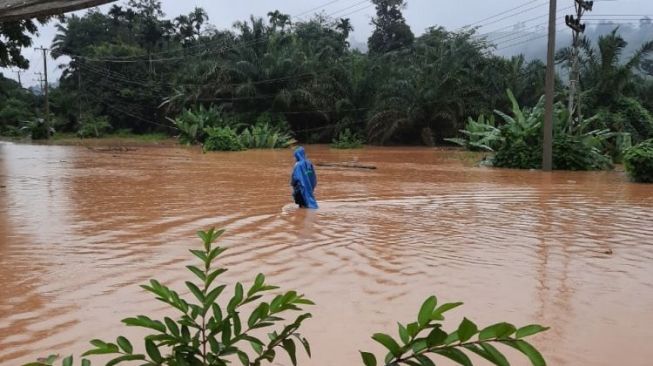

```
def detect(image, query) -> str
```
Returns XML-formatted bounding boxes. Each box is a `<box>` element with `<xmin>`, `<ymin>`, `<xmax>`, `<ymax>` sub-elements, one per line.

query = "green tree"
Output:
<box><xmin>367</xmin><ymin>0</ymin><xmax>414</xmax><ymax>55</ymax></box>
<box><xmin>0</xmin><ymin>18</ymin><xmax>46</xmax><ymax>68</ymax></box>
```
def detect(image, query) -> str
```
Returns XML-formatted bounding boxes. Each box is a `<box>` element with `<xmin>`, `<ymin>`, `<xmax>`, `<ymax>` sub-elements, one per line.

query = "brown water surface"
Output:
<box><xmin>1</xmin><ymin>142</ymin><xmax>652</xmax><ymax>365</ymax></box>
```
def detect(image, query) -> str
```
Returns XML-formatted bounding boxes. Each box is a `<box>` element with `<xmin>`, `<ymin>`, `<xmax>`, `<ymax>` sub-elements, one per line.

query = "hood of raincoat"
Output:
<box><xmin>291</xmin><ymin>146</ymin><xmax>318</xmax><ymax>209</ymax></box>
<box><xmin>294</xmin><ymin>146</ymin><xmax>306</xmax><ymax>162</ymax></box>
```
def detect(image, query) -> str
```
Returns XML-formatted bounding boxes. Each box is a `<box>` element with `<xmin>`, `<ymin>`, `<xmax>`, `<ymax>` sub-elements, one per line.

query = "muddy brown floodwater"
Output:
<box><xmin>1</xmin><ymin>142</ymin><xmax>653</xmax><ymax>366</ymax></box>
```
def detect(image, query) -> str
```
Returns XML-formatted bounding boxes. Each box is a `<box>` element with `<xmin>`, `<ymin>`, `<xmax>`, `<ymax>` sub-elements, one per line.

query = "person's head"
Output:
<box><xmin>294</xmin><ymin>146</ymin><xmax>306</xmax><ymax>161</ymax></box>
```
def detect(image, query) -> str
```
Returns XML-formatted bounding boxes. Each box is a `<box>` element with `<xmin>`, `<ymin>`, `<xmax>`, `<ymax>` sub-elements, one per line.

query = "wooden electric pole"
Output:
<box><xmin>543</xmin><ymin>0</ymin><xmax>557</xmax><ymax>171</ymax></box>
<box><xmin>13</xmin><ymin>69</ymin><xmax>22</xmax><ymax>87</ymax></box>
<box><xmin>565</xmin><ymin>0</ymin><xmax>593</xmax><ymax>128</ymax></box>
<box><xmin>35</xmin><ymin>47</ymin><xmax>50</xmax><ymax>123</ymax></box>
<box><xmin>34</xmin><ymin>72</ymin><xmax>44</xmax><ymax>93</ymax></box>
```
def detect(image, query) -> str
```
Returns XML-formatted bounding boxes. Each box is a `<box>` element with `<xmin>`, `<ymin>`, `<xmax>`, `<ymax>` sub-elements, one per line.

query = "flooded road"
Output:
<box><xmin>1</xmin><ymin>142</ymin><xmax>652</xmax><ymax>366</ymax></box>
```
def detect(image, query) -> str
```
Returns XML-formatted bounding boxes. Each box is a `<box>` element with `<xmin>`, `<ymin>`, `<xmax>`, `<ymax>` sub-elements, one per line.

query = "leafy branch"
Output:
<box><xmin>30</xmin><ymin>228</ymin><xmax>313</xmax><ymax>366</ymax></box>
<box><xmin>360</xmin><ymin>296</ymin><xmax>548</xmax><ymax>366</ymax></box>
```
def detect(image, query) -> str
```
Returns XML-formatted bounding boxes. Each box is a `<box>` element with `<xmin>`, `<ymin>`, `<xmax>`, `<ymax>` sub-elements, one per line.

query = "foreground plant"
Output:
<box><xmin>360</xmin><ymin>296</ymin><xmax>548</xmax><ymax>366</ymax></box>
<box><xmin>26</xmin><ymin>228</ymin><xmax>313</xmax><ymax>366</ymax></box>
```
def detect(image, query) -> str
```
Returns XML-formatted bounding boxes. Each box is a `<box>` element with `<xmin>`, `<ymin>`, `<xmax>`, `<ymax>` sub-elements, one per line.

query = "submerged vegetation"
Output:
<box><xmin>331</xmin><ymin>128</ymin><xmax>364</xmax><ymax>149</ymax></box>
<box><xmin>624</xmin><ymin>139</ymin><xmax>653</xmax><ymax>183</ymax></box>
<box><xmin>25</xmin><ymin>228</ymin><xmax>548</xmax><ymax>366</ymax></box>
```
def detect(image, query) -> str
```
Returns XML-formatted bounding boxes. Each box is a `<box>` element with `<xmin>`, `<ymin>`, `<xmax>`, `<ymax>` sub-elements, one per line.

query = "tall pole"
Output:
<box><xmin>565</xmin><ymin>0</ymin><xmax>593</xmax><ymax>129</ymax></box>
<box><xmin>36</xmin><ymin>47</ymin><xmax>50</xmax><ymax>123</ymax></box>
<box><xmin>13</xmin><ymin>70</ymin><xmax>22</xmax><ymax>88</ymax></box>
<box><xmin>542</xmin><ymin>0</ymin><xmax>557</xmax><ymax>171</ymax></box>
<box><xmin>34</xmin><ymin>72</ymin><xmax>44</xmax><ymax>93</ymax></box>
<box><xmin>78</xmin><ymin>67</ymin><xmax>83</xmax><ymax>121</ymax></box>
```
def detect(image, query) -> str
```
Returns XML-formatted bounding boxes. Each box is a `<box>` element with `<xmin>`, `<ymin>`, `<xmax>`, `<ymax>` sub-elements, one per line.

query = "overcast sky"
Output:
<box><xmin>2</xmin><ymin>0</ymin><xmax>652</xmax><ymax>87</ymax></box>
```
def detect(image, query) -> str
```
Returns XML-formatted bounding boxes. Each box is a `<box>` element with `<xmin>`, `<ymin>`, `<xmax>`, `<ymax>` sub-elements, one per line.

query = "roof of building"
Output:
<box><xmin>0</xmin><ymin>0</ymin><xmax>116</xmax><ymax>22</ymax></box>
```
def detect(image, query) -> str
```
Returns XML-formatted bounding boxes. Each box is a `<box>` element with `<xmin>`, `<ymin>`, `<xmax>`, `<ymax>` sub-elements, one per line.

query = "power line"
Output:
<box><xmin>459</xmin><ymin>0</ymin><xmax>543</xmax><ymax>29</ymax></box>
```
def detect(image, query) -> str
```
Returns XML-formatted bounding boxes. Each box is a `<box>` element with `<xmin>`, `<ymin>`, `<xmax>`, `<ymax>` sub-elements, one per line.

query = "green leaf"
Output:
<box><xmin>248</xmin><ymin>273</ymin><xmax>265</xmax><ymax>297</ymax></box>
<box><xmin>411</xmin><ymin>339</ymin><xmax>428</xmax><ymax>353</ymax></box>
<box><xmin>205</xmin><ymin>285</ymin><xmax>226</xmax><ymax>308</ymax></box>
<box><xmin>62</xmin><ymin>356</ymin><xmax>73</xmax><ymax>366</ymax></box>
<box><xmin>398</xmin><ymin>322</ymin><xmax>410</xmax><ymax>344</ymax></box>
<box><xmin>457</xmin><ymin>318</ymin><xmax>478</xmax><ymax>342</ymax></box>
<box><xmin>186</xmin><ymin>266</ymin><xmax>206</xmax><ymax>281</ymax></box>
<box><xmin>222</xmin><ymin>318</ymin><xmax>232</xmax><ymax>344</ymax></box>
<box><xmin>479</xmin><ymin>322</ymin><xmax>516</xmax><ymax>340</ymax></box>
<box><xmin>206</xmin><ymin>268</ymin><xmax>227</xmax><ymax>287</ymax></box>
<box><xmin>145</xmin><ymin>339</ymin><xmax>163</xmax><ymax>364</ymax></box>
<box><xmin>372</xmin><ymin>333</ymin><xmax>402</xmax><ymax>357</ymax></box>
<box><xmin>82</xmin><ymin>340</ymin><xmax>120</xmax><ymax>356</ymax></box>
<box><xmin>426</xmin><ymin>326</ymin><xmax>447</xmax><ymax>346</ymax></box>
<box><xmin>406</xmin><ymin>322</ymin><xmax>420</xmax><ymax>338</ymax></box>
<box><xmin>418</xmin><ymin>296</ymin><xmax>437</xmax><ymax>327</ymax></box>
<box><xmin>186</xmin><ymin>281</ymin><xmax>205</xmax><ymax>303</ymax></box>
<box><xmin>189</xmin><ymin>249</ymin><xmax>207</xmax><ymax>263</ymax></box>
<box><xmin>237</xmin><ymin>351</ymin><xmax>250</xmax><ymax>366</ymax></box>
<box><xmin>444</xmin><ymin>330</ymin><xmax>459</xmax><ymax>345</ymax></box>
<box><xmin>480</xmin><ymin>343</ymin><xmax>510</xmax><ymax>366</ymax></box>
<box><xmin>250</xmin><ymin>340</ymin><xmax>264</xmax><ymax>355</ymax></box>
<box><xmin>415</xmin><ymin>355</ymin><xmax>436</xmax><ymax>366</ymax></box>
<box><xmin>502</xmin><ymin>340</ymin><xmax>547</xmax><ymax>366</ymax></box>
<box><xmin>164</xmin><ymin>317</ymin><xmax>180</xmax><ymax>337</ymax></box>
<box><xmin>122</xmin><ymin>316</ymin><xmax>166</xmax><ymax>333</ymax></box>
<box><xmin>432</xmin><ymin>302</ymin><xmax>463</xmax><ymax>320</ymax></box>
<box><xmin>516</xmin><ymin>325</ymin><xmax>549</xmax><ymax>339</ymax></box>
<box><xmin>360</xmin><ymin>351</ymin><xmax>377</xmax><ymax>366</ymax></box>
<box><xmin>116</xmin><ymin>337</ymin><xmax>133</xmax><ymax>354</ymax></box>
<box><xmin>81</xmin><ymin>360</ymin><xmax>91</xmax><ymax>366</ymax></box>
<box><xmin>228</xmin><ymin>283</ymin><xmax>244</xmax><ymax>312</ymax></box>
<box><xmin>282</xmin><ymin>338</ymin><xmax>297</xmax><ymax>366</ymax></box>
<box><xmin>106</xmin><ymin>355</ymin><xmax>146</xmax><ymax>366</ymax></box>
<box><xmin>293</xmin><ymin>334</ymin><xmax>311</xmax><ymax>358</ymax></box>
<box><xmin>433</xmin><ymin>348</ymin><xmax>472</xmax><ymax>366</ymax></box>
<box><xmin>233</xmin><ymin>311</ymin><xmax>242</xmax><ymax>335</ymax></box>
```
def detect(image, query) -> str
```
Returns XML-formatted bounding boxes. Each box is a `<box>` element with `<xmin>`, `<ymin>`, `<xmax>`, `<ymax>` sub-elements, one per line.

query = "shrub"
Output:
<box><xmin>331</xmin><ymin>128</ymin><xmax>364</xmax><ymax>149</ymax></box>
<box><xmin>239</xmin><ymin>123</ymin><xmax>296</xmax><ymax>149</ymax></box>
<box><xmin>445</xmin><ymin>114</ymin><xmax>501</xmax><ymax>151</ymax></box>
<box><xmin>593</xmin><ymin>98</ymin><xmax>653</xmax><ymax>144</ymax></box>
<box><xmin>168</xmin><ymin>105</ymin><xmax>233</xmax><ymax>145</ymax></box>
<box><xmin>255</xmin><ymin>112</ymin><xmax>291</xmax><ymax>133</ymax></box>
<box><xmin>0</xmin><ymin>98</ymin><xmax>35</xmax><ymax>128</ymax></box>
<box><xmin>27</xmin><ymin>228</ymin><xmax>314</xmax><ymax>366</ymax></box>
<box><xmin>21</xmin><ymin>118</ymin><xmax>55</xmax><ymax>140</ymax></box>
<box><xmin>77</xmin><ymin>115</ymin><xmax>112</xmax><ymax>138</ymax></box>
<box><xmin>624</xmin><ymin>139</ymin><xmax>653</xmax><ymax>183</ymax></box>
<box><xmin>203</xmin><ymin>127</ymin><xmax>244</xmax><ymax>152</ymax></box>
<box><xmin>361</xmin><ymin>296</ymin><xmax>548</xmax><ymax>366</ymax></box>
<box><xmin>491</xmin><ymin>90</ymin><xmax>613</xmax><ymax>171</ymax></box>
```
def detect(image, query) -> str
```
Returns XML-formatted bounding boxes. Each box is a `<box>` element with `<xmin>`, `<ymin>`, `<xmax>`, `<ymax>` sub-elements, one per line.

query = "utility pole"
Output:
<box><xmin>78</xmin><ymin>68</ymin><xmax>83</xmax><ymax>121</ymax></box>
<box><xmin>565</xmin><ymin>0</ymin><xmax>593</xmax><ymax>128</ymax></box>
<box><xmin>35</xmin><ymin>47</ymin><xmax>50</xmax><ymax>124</ymax></box>
<box><xmin>543</xmin><ymin>0</ymin><xmax>558</xmax><ymax>171</ymax></box>
<box><xmin>34</xmin><ymin>72</ymin><xmax>44</xmax><ymax>93</ymax></box>
<box><xmin>13</xmin><ymin>69</ymin><xmax>22</xmax><ymax>88</ymax></box>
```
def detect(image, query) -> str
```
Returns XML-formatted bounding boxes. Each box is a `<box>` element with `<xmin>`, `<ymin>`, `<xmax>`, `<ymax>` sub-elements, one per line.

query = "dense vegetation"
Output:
<box><xmin>1</xmin><ymin>0</ymin><xmax>652</xmax><ymax>170</ymax></box>
<box><xmin>624</xmin><ymin>139</ymin><xmax>653</xmax><ymax>182</ymax></box>
<box><xmin>25</xmin><ymin>228</ymin><xmax>548</xmax><ymax>366</ymax></box>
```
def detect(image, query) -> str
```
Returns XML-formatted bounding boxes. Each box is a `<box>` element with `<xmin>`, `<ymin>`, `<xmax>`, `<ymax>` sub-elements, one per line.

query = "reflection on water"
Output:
<box><xmin>1</xmin><ymin>142</ymin><xmax>652</xmax><ymax>365</ymax></box>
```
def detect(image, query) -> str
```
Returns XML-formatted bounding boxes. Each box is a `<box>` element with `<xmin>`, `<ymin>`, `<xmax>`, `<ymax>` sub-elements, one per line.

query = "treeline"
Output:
<box><xmin>1</xmin><ymin>0</ymin><xmax>652</xmax><ymax>146</ymax></box>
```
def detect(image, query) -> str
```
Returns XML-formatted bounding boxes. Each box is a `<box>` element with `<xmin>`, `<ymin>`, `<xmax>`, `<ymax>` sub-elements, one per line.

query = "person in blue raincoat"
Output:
<box><xmin>291</xmin><ymin>146</ymin><xmax>318</xmax><ymax>209</ymax></box>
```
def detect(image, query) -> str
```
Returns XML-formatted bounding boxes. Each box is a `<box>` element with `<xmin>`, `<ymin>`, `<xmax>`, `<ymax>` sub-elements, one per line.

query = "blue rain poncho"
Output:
<box><xmin>291</xmin><ymin>146</ymin><xmax>318</xmax><ymax>209</ymax></box>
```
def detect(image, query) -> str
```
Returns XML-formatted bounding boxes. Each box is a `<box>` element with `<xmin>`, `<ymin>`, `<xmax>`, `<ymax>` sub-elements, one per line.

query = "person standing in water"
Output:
<box><xmin>291</xmin><ymin>146</ymin><xmax>318</xmax><ymax>209</ymax></box>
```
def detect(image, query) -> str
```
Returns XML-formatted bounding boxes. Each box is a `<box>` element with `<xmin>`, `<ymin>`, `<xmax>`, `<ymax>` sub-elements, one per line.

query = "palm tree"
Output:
<box><xmin>558</xmin><ymin>29</ymin><xmax>653</xmax><ymax>105</ymax></box>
